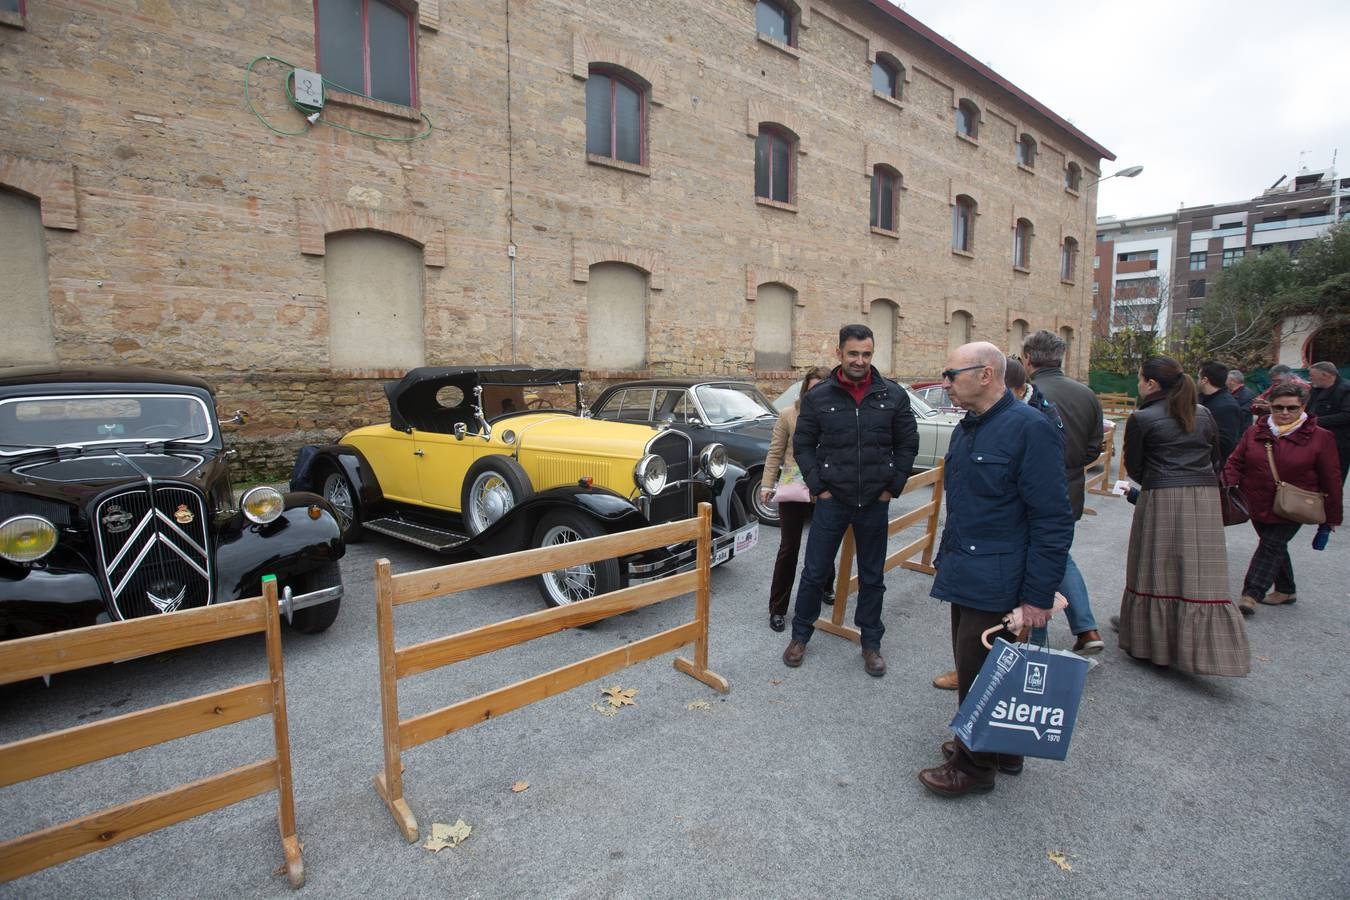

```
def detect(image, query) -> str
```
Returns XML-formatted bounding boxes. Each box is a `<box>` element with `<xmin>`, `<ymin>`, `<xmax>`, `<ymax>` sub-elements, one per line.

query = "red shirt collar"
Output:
<box><xmin>836</xmin><ymin>367</ymin><xmax>873</xmax><ymax>404</ymax></box>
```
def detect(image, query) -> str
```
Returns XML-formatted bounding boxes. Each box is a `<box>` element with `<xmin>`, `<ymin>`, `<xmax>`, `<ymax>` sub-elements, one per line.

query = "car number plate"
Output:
<box><xmin>713</xmin><ymin>545</ymin><xmax>732</xmax><ymax>567</ymax></box>
<box><xmin>734</xmin><ymin>522</ymin><xmax>759</xmax><ymax>554</ymax></box>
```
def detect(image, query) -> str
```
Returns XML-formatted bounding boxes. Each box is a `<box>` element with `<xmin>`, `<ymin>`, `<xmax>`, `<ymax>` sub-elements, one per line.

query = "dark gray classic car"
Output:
<box><xmin>591</xmin><ymin>378</ymin><xmax>782</xmax><ymax>526</ymax></box>
<box><xmin>0</xmin><ymin>367</ymin><xmax>345</xmax><ymax>642</ymax></box>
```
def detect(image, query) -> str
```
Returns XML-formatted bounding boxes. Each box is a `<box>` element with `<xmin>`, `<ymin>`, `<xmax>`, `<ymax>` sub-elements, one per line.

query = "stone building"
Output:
<box><xmin>0</xmin><ymin>0</ymin><xmax>1111</xmax><ymax>473</ymax></box>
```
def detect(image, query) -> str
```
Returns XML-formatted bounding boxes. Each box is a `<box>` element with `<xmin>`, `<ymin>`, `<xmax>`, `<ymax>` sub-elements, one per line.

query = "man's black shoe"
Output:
<box><xmin>769</xmin><ymin>614</ymin><xmax>786</xmax><ymax>632</ymax></box>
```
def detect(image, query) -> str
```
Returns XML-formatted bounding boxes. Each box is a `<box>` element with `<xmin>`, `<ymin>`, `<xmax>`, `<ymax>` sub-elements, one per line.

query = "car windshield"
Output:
<box><xmin>693</xmin><ymin>384</ymin><xmax>776</xmax><ymax>425</ymax></box>
<box><xmin>904</xmin><ymin>388</ymin><xmax>939</xmax><ymax>418</ymax></box>
<box><xmin>481</xmin><ymin>381</ymin><xmax>578</xmax><ymax>418</ymax></box>
<box><xmin>0</xmin><ymin>393</ymin><xmax>215</xmax><ymax>455</ymax></box>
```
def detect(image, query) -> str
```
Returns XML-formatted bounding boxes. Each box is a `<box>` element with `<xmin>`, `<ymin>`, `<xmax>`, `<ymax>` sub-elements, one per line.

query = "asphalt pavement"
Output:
<box><xmin>2</xmin><ymin>486</ymin><xmax>1348</xmax><ymax>898</ymax></box>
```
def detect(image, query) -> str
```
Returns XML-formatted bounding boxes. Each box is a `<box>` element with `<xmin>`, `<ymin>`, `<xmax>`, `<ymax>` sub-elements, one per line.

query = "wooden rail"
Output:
<box><xmin>1082</xmin><ymin>425</ymin><xmax>1120</xmax><ymax>514</ymax></box>
<box><xmin>0</xmin><ymin>580</ymin><xmax>304</xmax><ymax>888</ymax></box>
<box><xmin>816</xmin><ymin>462</ymin><xmax>944</xmax><ymax>643</ymax></box>
<box><xmin>372</xmin><ymin>503</ymin><xmax>726</xmax><ymax>842</ymax></box>
<box><xmin>1096</xmin><ymin>391</ymin><xmax>1135</xmax><ymax>417</ymax></box>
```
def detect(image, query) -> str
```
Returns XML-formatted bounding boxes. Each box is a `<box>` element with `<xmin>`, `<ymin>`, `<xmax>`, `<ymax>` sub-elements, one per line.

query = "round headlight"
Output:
<box><xmin>634</xmin><ymin>454</ymin><xmax>668</xmax><ymax>496</ymax></box>
<box><xmin>0</xmin><ymin>515</ymin><xmax>58</xmax><ymax>564</ymax></box>
<box><xmin>699</xmin><ymin>443</ymin><xmax>728</xmax><ymax>479</ymax></box>
<box><xmin>241</xmin><ymin>486</ymin><xmax>284</xmax><ymax>525</ymax></box>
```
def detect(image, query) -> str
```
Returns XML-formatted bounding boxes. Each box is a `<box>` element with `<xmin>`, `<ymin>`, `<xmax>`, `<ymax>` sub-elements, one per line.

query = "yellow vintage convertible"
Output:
<box><xmin>289</xmin><ymin>367</ymin><xmax>757</xmax><ymax>607</ymax></box>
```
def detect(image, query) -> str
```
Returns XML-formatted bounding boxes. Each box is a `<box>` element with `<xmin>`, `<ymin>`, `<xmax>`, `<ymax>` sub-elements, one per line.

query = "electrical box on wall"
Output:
<box><xmin>293</xmin><ymin>69</ymin><xmax>324</xmax><ymax>108</ymax></box>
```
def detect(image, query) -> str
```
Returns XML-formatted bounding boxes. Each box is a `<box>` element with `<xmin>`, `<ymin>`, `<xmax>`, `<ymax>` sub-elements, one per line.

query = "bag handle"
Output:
<box><xmin>1264</xmin><ymin>442</ymin><xmax>1283</xmax><ymax>486</ymax></box>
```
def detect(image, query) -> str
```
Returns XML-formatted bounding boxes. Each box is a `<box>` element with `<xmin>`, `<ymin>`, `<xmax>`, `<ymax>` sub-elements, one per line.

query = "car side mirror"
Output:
<box><xmin>453</xmin><ymin>422</ymin><xmax>467</xmax><ymax>441</ymax></box>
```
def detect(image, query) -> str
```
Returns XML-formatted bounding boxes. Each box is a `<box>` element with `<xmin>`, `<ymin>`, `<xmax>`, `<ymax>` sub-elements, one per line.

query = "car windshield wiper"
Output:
<box><xmin>139</xmin><ymin>431</ymin><xmax>210</xmax><ymax>451</ymax></box>
<box><xmin>0</xmin><ymin>441</ymin><xmax>87</xmax><ymax>459</ymax></box>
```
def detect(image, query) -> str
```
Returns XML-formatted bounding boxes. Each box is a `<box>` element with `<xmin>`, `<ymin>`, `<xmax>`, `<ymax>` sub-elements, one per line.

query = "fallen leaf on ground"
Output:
<box><xmin>686</xmin><ymin>699</ymin><xmax>711</xmax><ymax>711</ymax></box>
<box><xmin>1047</xmin><ymin>850</ymin><xmax>1072</xmax><ymax>872</ymax></box>
<box><xmin>590</xmin><ymin>702</ymin><xmax>618</xmax><ymax>717</ymax></box>
<box><xmin>602</xmin><ymin>685</ymin><xmax>638</xmax><ymax>707</ymax></box>
<box><xmin>1256</xmin><ymin>655</ymin><xmax>1271</xmax><ymax>662</ymax></box>
<box><xmin>423</xmin><ymin>819</ymin><xmax>472</xmax><ymax>852</ymax></box>
<box><xmin>769</xmin><ymin>678</ymin><xmax>783</xmax><ymax>686</ymax></box>
<box><xmin>511</xmin><ymin>781</ymin><xmax>529</xmax><ymax>793</ymax></box>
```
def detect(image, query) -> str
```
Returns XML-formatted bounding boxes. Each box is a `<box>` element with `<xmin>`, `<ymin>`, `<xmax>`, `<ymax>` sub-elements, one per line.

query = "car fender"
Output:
<box><xmin>214</xmin><ymin>498</ymin><xmax>345</xmax><ymax>602</ymax></box>
<box><xmin>290</xmin><ymin>444</ymin><xmax>385</xmax><ymax>511</ymax></box>
<box><xmin>465</xmin><ymin>485</ymin><xmax>649</xmax><ymax>557</ymax></box>
<box><xmin>713</xmin><ymin>462</ymin><xmax>749</xmax><ymax>529</ymax></box>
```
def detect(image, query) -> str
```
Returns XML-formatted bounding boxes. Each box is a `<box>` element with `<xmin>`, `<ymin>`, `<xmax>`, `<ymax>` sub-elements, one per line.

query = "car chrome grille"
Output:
<box><xmin>95</xmin><ymin>486</ymin><xmax>212</xmax><ymax>620</ymax></box>
<box><xmin>645</xmin><ymin>431</ymin><xmax>694</xmax><ymax>524</ymax></box>
<box><xmin>0</xmin><ymin>493</ymin><xmax>73</xmax><ymax>526</ymax></box>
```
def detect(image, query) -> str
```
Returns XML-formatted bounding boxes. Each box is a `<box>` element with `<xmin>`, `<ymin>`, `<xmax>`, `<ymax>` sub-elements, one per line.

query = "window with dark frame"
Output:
<box><xmin>0</xmin><ymin>0</ymin><xmax>23</xmax><ymax>13</ymax></box>
<box><xmin>870</xmin><ymin>166</ymin><xmax>898</xmax><ymax>231</ymax></box>
<box><xmin>1013</xmin><ymin>218</ymin><xmax>1033</xmax><ymax>268</ymax></box>
<box><xmin>872</xmin><ymin>58</ymin><xmax>901</xmax><ymax>99</ymax></box>
<box><xmin>1060</xmin><ymin>237</ymin><xmax>1079</xmax><ymax>281</ymax></box>
<box><xmin>952</xmin><ymin>195</ymin><xmax>975</xmax><ymax>252</ymax></box>
<box><xmin>315</xmin><ymin>0</ymin><xmax>417</xmax><ymax>107</ymax></box>
<box><xmin>956</xmin><ymin>100</ymin><xmax>979</xmax><ymax>138</ymax></box>
<box><xmin>1017</xmin><ymin>134</ymin><xmax>1036</xmax><ymax>167</ymax></box>
<box><xmin>755</xmin><ymin>0</ymin><xmax>792</xmax><ymax>45</ymax></box>
<box><xmin>1065</xmin><ymin>162</ymin><xmax>1081</xmax><ymax>191</ymax></box>
<box><xmin>1189</xmin><ymin>251</ymin><xmax>1207</xmax><ymax>270</ymax></box>
<box><xmin>755</xmin><ymin>126</ymin><xmax>793</xmax><ymax>204</ymax></box>
<box><xmin>1222</xmin><ymin>247</ymin><xmax>1245</xmax><ymax>267</ymax></box>
<box><xmin>586</xmin><ymin>68</ymin><xmax>645</xmax><ymax>165</ymax></box>
<box><xmin>1189</xmin><ymin>279</ymin><xmax>1206</xmax><ymax>298</ymax></box>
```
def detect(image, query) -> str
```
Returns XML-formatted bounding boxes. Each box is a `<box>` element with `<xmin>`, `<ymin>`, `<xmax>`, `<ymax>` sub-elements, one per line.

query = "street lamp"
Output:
<box><xmin>1086</xmin><ymin>165</ymin><xmax>1144</xmax><ymax>188</ymax></box>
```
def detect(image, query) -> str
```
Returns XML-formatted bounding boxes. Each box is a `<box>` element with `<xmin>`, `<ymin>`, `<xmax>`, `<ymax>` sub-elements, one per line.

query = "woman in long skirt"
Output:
<box><xmin>1118</xmin><ymin>356</ymin><xmax>1249</xmax><ymax>675</ymax></box>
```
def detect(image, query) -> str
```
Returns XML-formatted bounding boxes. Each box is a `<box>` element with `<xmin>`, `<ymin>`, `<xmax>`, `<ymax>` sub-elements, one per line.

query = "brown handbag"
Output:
<box><xmin>1219</xmin><ymin>483</ymin><xmax>1250</xmax><ymax>526</ymax></box>
<box><xmin>1266</xmin><ymin>443</ymin><xmax>1326</xmax><ymax>524</ymax></box>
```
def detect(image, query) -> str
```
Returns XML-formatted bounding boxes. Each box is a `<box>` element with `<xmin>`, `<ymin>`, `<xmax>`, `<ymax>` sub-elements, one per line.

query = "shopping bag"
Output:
<box><xmin>773</xmin><ymin>464</ymin><xmax>810</xmax><ymax>503</ymax></box>
<box><xmin>949</xmin><ymin>638</ymin><xmax>1089</xmax><ymax>761</ymax></box>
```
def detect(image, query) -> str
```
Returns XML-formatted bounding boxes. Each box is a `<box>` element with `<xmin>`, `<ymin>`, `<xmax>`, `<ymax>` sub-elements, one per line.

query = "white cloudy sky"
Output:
<box><xmin>890</xmin><ymin>0</ymin><xmax>1350</xmax><ymax>220</ymax></box>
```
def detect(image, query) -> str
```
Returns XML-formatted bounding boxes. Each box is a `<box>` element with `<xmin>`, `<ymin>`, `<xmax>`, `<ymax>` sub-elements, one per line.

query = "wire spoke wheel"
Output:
<box><xmin>532</xmin><ymin>511</ymin><xmax>619</xmax><ymax>609</ymax></box>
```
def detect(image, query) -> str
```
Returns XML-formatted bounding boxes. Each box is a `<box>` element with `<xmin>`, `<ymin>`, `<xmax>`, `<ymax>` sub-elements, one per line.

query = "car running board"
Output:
<box><xmin>364</xmin><ymin>517</ymin><xmax>470</xmax><ymax>552</ymax></box>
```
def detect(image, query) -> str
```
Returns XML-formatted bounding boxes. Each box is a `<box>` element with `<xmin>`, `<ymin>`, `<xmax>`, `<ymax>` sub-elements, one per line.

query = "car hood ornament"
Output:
<box><xmin>102</xmin><ymin>504</ymin><xmax>134</xmax><ymax>533</ymax></box>
<box><xmin>173</xmin><ymin>504</ymin><xmax>194</xmax><ymax>524</ymax></box>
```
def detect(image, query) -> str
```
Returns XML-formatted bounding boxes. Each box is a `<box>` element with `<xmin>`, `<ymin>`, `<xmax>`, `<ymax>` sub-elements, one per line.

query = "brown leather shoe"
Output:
<box><xmin>782</xmin><ymin>640</ymin><xmax>806</xmax><ymax>668</ymax></box>
<box><xmin>918</xmin><ymin>758</ymin><xmax>995</xmax><ymax>797</ymax></box>
<box><xmin>1260</xmin><ymin>590</ymin><xmax>1297</xmax><ymax>605</ymax></box>
<box><xmin>1072</xmin><ymin>630</ymin><xmax>1105</xmax><ymax>655</ymax></box>
<box><xmin>940</xmin><ymin>739</ymin><xmax>1023</xmax><ymax>775</ymax></box>
<box><xmin>862</xmin><ymin>648</ymin><xmax>886</xmax><ymax>677</ymax></box>
<box><xmin>932</xmin><ymin>670</ymin><xmax>959</xmax><ymax>690</ymax></box>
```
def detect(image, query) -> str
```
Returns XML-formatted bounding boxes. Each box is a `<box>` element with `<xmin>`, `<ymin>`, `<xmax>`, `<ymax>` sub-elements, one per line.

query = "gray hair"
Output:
<box><xmin>1021</xmin><ymin>330</ymin><xmax>1065</xmax><ymax>368</ymax></box>
<box><xmin>1310</xmin><ymin>361</ymin><xmax>1339</xmax><ymax>376</ymax></box>
<box><xmin>1227</xmin><ymin>369</ymin><xmax>1245</xmax><ymax>384</ymax></box>
<box><xmin>1270</xmin><ymin>364</ymin><xmax>1294</xmax><ymax>378</ymax></box>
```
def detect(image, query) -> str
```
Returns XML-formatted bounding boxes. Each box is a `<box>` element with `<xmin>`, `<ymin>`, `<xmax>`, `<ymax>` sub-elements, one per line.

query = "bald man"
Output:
<box><xmin>919</xmin><ymin>341</ymin><xmax>1073</xmax><ymax>797</ymax></box>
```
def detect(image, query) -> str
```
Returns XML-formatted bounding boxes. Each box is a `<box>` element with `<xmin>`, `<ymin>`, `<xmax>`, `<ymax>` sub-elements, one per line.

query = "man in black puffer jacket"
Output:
<box><xmin>782</xmin><ymin>324</ymin><xmax>919</xmax><ymax>677</ymax></box>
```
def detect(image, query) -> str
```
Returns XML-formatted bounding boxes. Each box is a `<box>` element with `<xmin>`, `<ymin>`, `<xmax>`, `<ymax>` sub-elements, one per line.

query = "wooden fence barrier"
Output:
<box><xmin>1082</xmin><ymin>425</ymin><xmax>1119</xmax><ymax>513</ymax></box>
<box><xmin>816</xmin><ymin>462</ymin><xmax>944</xmax><ymax>643</ymax></box>
<box><xmin>0</xmin><ymin>579</ymin><xmax>304</xmax><ymax>888</ymax></box>
<box><xmin>372</xmin><ymin>503</ymin><xmax>726</xmax><ymax>843</ymax></box>
<box><xmin>1097</xmin><ymin>392</ymin><xmax>1135</xmax><ymax>417</ymax></box>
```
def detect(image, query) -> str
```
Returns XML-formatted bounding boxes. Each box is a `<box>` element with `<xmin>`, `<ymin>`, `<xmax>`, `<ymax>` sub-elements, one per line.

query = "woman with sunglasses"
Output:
<box><xmin>1222</xmin><ymin>382</ymin><xmax>1343</xmax><ymax>614</ymax></box>
<box><xmin>1118</xmin><ymin>356</ymin><xmax>1249</xmax><ymax>675</ymax></box>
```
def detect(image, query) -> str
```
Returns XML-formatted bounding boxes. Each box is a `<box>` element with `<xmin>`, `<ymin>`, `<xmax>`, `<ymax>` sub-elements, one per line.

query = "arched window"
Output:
<box><xmin>1013</xmin><ymin>218</ymin><xmax>1033</xmax><ymax>269</ymax></box>
<box><xmin>1061</xmin><ymin>237</ymin><xmax>1080</xmax><ymax>282</ymax></box>
<box><xmin>955</xmin><ymin>99</ymin><xmax>979</xmax><ymax>139</ymax></box>
<box><xmin>587</xmin><ymin>262</ymin><xmax>648</xmax><ymax>370</ymax></box>
<box><xmin>754</xmin><ymin>283</ymin><xmax>795</xmax><ymax>371</ymax></box>
<box><xmin>870</xmin><ymin>300</ymin><xmax>898</xmax><ymax>374</ymax></box>
<box><xmin>0</xmin><ymin>189</ymin><xmax>55</xmax><ymax>365</ymax></box>
<box><xmin>755</xmin><ymin>125</ymin><xmax>795</xmax><ymax>204</ymax></box>
<box><xmin>949</xmin><ymin>310</ymin><xmax>973</xmax><ymax>351</ymax></box>
<box><xmin>326</xmin><ymin>230</ymin><xmax>425</xmax><ymax>369</ymax></box>
<box><xmin>952</xmin><ymin>195</ymin><xmax>976</xmax><ymax>252</ymax></box>
<box><xmin>1065</xmin><ymin>162</ymin><xmax>1082</xmax><ymax>192</ymax></box>
<box><xmin>871</xmin><ymin>56</ymin><xmax>902</xmax><ymax>99</ymax></box>
<box><xmin>755</xmin><ymin>0</ymin><xmax>793</xmax><ymax>45</ymax></box>
<box><xmin>315</xmin><ymin>0</ymin><xmax>417</xmax><ymax>107</ymax></box>
<box><xmin>1017</xmin><ymin>134</ymin><xmax>1037</xmax><ymax>167</ymax></box>
<box><xmin>870</xmin><ymin>165</ymin><xmax>899</xmax><ymax>231</ymax></box>
<box><xmin>1009</xmin><ymin>318</ymin><xmax>1029</xmax><ymax>357</ymax></box>
<box><xmin>586</xmin><ymin>68</ymin><xmax>646</xmax><ymax>165</ymax></box>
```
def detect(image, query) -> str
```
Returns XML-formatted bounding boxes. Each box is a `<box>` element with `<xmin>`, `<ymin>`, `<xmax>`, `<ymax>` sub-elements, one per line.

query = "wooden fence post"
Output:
<box><xmin>373</xmin><ymin>558</ymin><xmax>417</xmax><ymax>843</ymax></box>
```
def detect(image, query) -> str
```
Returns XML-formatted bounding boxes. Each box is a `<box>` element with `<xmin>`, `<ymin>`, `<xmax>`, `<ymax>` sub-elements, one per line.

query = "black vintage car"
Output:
<box><xmin>288</xmin><ymin>366</ymin><xmax>759</xmax><ymax>608</ymax></box>
<box><xmin>0</xmin><ymin>367</ymin><xmax>345</xmax><ymax>641</ymax></box>
<box><xmin>592</xmin><ymin>378</ymin><xmax>782</xmax><ymax>526</ymax></box>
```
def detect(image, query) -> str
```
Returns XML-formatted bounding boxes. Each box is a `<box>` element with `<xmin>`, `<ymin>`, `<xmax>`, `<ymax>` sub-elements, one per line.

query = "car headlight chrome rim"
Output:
<box><xmin>634</xmin><ymin>454</ymin><xmax>668</xmax><ymax>496</ymax></box>
<box><xmin>0</xmin><ymin>515</ymin><xmax>58</xmax><ymax>564</ymax></box>
<box><xmin>700</xmin><ymin>443</ymin><xmax>728</xmax><ymax>479</ymax></box>
<box><xmin>241</xmin><ymin>486</ymin><xmax>285</xmax><ymax>525</ymax></box>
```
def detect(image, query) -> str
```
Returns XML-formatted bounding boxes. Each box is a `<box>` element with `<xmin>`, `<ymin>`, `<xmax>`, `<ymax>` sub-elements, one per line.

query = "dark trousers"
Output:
<box><xmin>1242</xmin><ymin>520</ymin><xmax>1302</xmax><ymax>600</ymax></box>
<box><xmin>769</xmin><ymin>501</ymin><xmax>835</xmax><ymax>617</ymax></box>
<box><xmin>950</xmin><ymin>603</ymin><xmax>1020</xmax><ymax>778</ymax></box>
<box><xmin>791</xmin><ymin>496</ymin><xmax>890</xmax><ymax>649</ymax></box>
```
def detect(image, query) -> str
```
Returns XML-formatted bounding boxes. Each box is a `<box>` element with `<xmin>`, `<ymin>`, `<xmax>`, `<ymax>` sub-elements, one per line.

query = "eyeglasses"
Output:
<box><xmin>941</xmin><ymin>364</ymin><xmax>986</xmax><ymax>381</ymax></box>
<box><xmin>1269</xmin><ymin>404</ymin><xmax>1303</xmax><ymax>412</ymax></box>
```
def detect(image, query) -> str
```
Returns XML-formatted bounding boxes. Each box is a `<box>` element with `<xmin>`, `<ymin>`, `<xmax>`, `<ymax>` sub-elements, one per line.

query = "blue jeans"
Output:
<box><xmin>791</xmin><ymin>496</ymin><xmax>890</xmax><ymax>650</ymax></box>
<box><xmin>1030</xmin><ymin>553</ymin><xmax>1097</xmax><ymax>644</ymax></box>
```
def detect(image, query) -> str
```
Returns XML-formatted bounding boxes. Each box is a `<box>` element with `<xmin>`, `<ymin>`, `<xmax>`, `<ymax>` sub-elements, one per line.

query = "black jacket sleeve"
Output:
<box><xmin>793</xmin><ymin>392</ymin><xmax>824</xmax><ymax>497</ymax></box>
<box><xmin>888</xmin><ymin>385</ymin><xmax>920</xmax><ymax>496</ymax></box>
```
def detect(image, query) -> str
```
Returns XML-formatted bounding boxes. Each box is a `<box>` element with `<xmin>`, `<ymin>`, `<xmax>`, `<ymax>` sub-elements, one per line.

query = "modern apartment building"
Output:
<box><xmin>1092</xmin><ymin>212</ymin><xmax>1177</xmax><ymax>338</ymax></box>
<box><xmin>0</xmin><ymin>1</ymin><xmax>1112</xmax><ymax>468</ymax></box>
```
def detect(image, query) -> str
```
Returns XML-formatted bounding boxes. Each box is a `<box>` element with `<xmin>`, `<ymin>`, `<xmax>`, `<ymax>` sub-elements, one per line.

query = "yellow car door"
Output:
<box><xmin>413</xmin><ymin>429</ymin><xmax>474</xmax><ymax>511</ymax></box>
